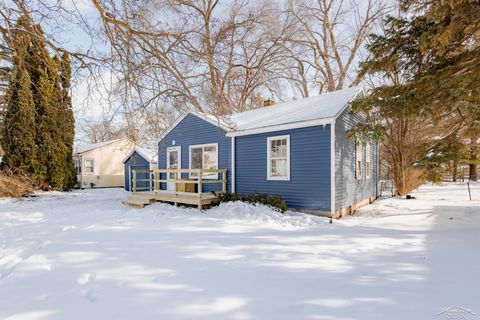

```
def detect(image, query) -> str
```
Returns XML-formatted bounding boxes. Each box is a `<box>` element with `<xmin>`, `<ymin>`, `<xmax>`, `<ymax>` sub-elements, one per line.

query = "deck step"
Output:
<box><xmin>128</xmin><ymin>196</ymin><xmax>155</xmax><ymax>204</ymax></box>
<box><xmin>121</xmin><ymin>200</ymin><xmax>147</xmax><ymax>208</ymax></box>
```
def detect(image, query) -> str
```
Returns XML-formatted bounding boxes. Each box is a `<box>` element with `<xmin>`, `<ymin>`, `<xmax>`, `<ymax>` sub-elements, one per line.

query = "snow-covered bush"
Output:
<box><xmin>214</xmin><ymin>192</ymin><xmax>288</xmax><ymax>213</ymax></box>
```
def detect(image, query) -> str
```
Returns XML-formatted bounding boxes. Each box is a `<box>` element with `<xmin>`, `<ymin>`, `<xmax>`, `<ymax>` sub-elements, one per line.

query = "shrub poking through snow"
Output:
<box><xmin>214</xmin><ymin>192</ymin><xmax>288</xmax><ymax>213</ymax></box>
<box><xmin>0</xmin><ymin>168</ymin><xmax>37</xmax><ymax>197</ymax></box>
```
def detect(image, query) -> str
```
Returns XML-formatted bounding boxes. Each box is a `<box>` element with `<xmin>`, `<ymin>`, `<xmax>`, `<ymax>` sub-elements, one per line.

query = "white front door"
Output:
<box><xmin>166</xmin><ymin>146</ymin><xmax>181</xmax><ymax>191</ymax></box>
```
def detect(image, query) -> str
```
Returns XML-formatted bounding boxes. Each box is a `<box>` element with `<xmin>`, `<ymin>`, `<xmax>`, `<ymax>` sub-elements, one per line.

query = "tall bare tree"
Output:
<box><xmin>91</xmin><ymin>0</ymin><xmax>297</xmax><ymax>116</ymax></box>
<box><xmin>285</xmin><ymin>0</ymin><xmax>390</xmax><ymax>96</ymax></box>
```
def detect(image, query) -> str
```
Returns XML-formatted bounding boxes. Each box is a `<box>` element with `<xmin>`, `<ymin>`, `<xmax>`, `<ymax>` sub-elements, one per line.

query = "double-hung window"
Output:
<box><xmin>85</xmin><ymin>159</ymin><xmax>95</xmax><ymax>174</ymax></box>
<box><xmin>189</xmin><ymin>143</ymin><xmax>218</xmax><ymax>179</ymax></box>
<box><xmin>355</xmin><ymin>141</ymin><xmax>363</xmax><ymax>179</ymax></box>
<box><xmin>267</xmin><ymin>135</ymin><xmax>290</xmax><ymax>180</ymax></box>
<box><xmin>365</xmin><ymin>142</ymin><xmax>371</xmax><ymax>179</ymax></box>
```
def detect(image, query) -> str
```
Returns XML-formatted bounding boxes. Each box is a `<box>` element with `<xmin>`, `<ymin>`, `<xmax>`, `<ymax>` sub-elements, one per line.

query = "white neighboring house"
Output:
<box><xmin>73</xmin><ymin>138</ymin><xmax>134</xmax><ymax>189</ymax></box>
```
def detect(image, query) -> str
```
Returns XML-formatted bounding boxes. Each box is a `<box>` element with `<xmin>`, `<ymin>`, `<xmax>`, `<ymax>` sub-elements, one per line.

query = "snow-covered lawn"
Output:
<box><xmin>0</xmin><ymin>183</ymin><xmax>479</xmax><ymax>320</ymax></box>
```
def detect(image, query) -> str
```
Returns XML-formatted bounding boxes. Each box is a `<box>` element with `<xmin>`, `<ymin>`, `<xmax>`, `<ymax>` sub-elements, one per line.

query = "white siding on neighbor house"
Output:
<box><xmin>75</xmin><ymin>140</ymin><xmax>134</xmax><ymax>188</ymax></box>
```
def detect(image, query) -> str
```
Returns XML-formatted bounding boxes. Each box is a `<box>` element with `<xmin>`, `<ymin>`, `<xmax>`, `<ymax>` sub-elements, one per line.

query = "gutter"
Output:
<box><xmin>226</xmin><ymin>117</ymin><xmax>335</xmax><ymax>138</ymax></box>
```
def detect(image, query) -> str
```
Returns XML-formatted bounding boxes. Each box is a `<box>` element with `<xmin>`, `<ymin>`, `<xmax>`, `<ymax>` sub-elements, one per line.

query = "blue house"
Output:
<box><xmin>123</xmin><ymin>147</ymin><xmax>158</xmax><ymax>192</ymax></box>
<box><xmin>157</xmin><ymin>87</ymin><xmax>378</xmax><ymax>217</ymax></box>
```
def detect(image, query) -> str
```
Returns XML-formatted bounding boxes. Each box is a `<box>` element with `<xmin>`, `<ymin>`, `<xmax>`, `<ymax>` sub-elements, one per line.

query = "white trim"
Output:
<box><xmin>128</xmin><ymin>165</ymin><xmax>132</xmax><ymax>191</ymax></box>
<box><xmin>227</xmin><ymin>118</ymin><xmax>334</xmax><ymax>137</ymax></box>
<box><xmin>330</xmin><ymin>122</ymin><xmax>336</xmax><ymax>214</ymax></box>
<box><xmin>122</xmin><ymin>147</ymin><xmax>157</xmax><ymax>164</ymax></box>
<box><xmin>331</xmin><ymin>87</ymin><xmax>365</xmax><ymax>119</ymax></box>
<box><xmin>166</xmin><ymin>146</ymin><xmax>182</xmax><ymax>191</ymax></box>
<box><xmin>159</xmin><ymin>112</ymin><xmax>232</xmax><ymax>143</ymax></box>
<box><xmin>231</xmin><ymin>136</ymin><xmax>235</xmax><ymax>193</ymax></box>
<box><xmin>188</xmin><ymin>143</ymin><xmax>219</xmax><ymax>180</ymax></box>
<box><xmin>267</xmin><ymin>135</ymin><xmax>290</xmax><ymax>181</ymax></box>
<box><xmin>355</xmin><ymin>141</ymin><xmax>363</xmax><ymax>180</ymax></box>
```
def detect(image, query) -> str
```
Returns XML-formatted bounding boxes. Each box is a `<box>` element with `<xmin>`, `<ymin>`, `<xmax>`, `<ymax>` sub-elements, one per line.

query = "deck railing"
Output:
<box><xmin>131</xmin><ymin>169</ymin><xmax>227</xmax><ymax>196</ymax></box>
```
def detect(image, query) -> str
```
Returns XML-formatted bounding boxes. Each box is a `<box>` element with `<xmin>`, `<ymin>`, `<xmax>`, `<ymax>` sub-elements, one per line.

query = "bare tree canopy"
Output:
<box><xmin>1</xmin><ymin>0</ymin><xmax>390</xmax><ymax>146</ymax></box>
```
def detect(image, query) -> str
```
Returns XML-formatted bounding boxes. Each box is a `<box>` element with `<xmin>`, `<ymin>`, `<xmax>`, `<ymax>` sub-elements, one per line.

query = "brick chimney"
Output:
<box><xmin>263</xmin><ymin>99</ymin><xmax>275</xmax><ymax>107</ymax></box>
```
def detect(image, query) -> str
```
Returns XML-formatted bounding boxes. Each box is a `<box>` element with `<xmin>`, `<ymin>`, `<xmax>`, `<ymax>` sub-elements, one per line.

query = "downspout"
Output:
<box><xmin>231</xmin><ymin>136</ymin><xmax>235</xmax><ymax>193</ymax></box>
<box><xmin>330</xmin><ymin>121</ymin><xmax>336</xmax><ymax>215</ymax></box>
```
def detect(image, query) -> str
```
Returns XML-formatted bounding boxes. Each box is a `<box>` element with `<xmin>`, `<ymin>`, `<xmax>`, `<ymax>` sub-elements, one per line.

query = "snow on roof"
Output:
<box><xmin>228</xmin><ymin>86</ymin><xmax>362</xmax><ymax>132</ymax></box>
<box><xmin>123</xmin><ymin>146</ymin><xmax>157</xmax><ymax>164</ymax></box>
<box><xmin>158</xmin><ymin>86</ymin><xmax>363</xmax><ymax>142</ymax></box>
<box><xmin>74</xmin><ymin>138</ymin><xmax>126</xmax><ymax>154</ymax></box>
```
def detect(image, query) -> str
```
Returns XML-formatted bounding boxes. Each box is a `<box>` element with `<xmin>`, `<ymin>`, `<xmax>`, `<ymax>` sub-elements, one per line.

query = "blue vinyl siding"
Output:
<box><xmin>158</xmin><ymin>114</ymin><xmax>231</xmax><ymax>192</ymax></box>
<box><xmin>334</xmin><ymin>106</ymin><xmax>378</xmax><ymax>211</ymax></box>
<box><xmin>235</xmin><ymin>125</ymin><xmax>331</xmax><ymax>211</ymax></box>
<box><xmin>124</xmin><ymin>151</ymin><xmax>150</xmax><ymax>191</ymax></box>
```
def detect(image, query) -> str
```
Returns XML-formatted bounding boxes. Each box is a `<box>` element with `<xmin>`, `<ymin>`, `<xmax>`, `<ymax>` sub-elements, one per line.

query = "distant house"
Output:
<box><xmin>122</xmin><ymin>147</ymin><xmax>158</xmax><ymax>191</ymax></box>
<box><xmin>73</xmin><ymin>138</ymin><xmax>134</xmax><ymax>189</ymax></box>
<box><xmin>157</xmin><ymin>86</ymin><xmax>379</xmax><ymax>217</ymax></box>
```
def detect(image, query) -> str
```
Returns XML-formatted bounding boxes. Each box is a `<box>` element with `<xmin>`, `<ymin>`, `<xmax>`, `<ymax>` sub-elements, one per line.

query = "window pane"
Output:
<box><xmin>85</xmin><ymin>160</ymin><xmax>94</xmax><ymax>173</ymax></box>
<box><xmin>203</xmin><ymin>146</ymin><xmax>217</xmax><ymax>178</ymax></box>
<box><xmin>190</xmin><ymin>147</ymin><xmax>202</xmax><ymax>177</ymax></box>
<box><xmin>271</xmin><ymin>159</ymin><xmax>287</xmax><ymax>177</ymax></box>
<box><xmin>270</xmin><ymin>140</ymin><xmax>277</xmax><ymax>157</ymax></box>
<box><xmin>280</xmin><ymin>139</ymin><xmax>287</xmax><ymax>157</ymax></box>
<box><xmin>191</xmin><ymin>148</ymin><xmax>202</xmax><ymax>169</ymax></box>
<box><xmin>203</xmin><ymin>147</ymin><xmax>217</xmax><ymax>169</ymax></box>
<box><xmin>270</xmin><ymin>138</ymin><xmax>287</xmax><ymax>158</ymax></box>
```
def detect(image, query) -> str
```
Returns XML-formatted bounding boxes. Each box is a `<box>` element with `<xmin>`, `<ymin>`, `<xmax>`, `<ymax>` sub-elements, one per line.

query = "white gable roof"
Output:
<box><xmin>158</xmin><ymin>86</ymin><xmax>363</xmax><ymax>141</ymax></box>
<box><xmin>122</xmin><ymin>146</ymin><xmax>158</xmax><ymax>164</ymax></box>
<box><xmin>227</xmin><ymin>86</ymin><xmax>362</xmax><ymax>135</ymax></box>
<box><xmin>73</xmin><ymin>138</ymin><xmax>127</xmax><ymax>155</ymax></box>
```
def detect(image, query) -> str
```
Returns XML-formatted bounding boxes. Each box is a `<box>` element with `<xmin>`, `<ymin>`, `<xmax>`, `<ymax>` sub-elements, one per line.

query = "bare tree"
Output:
<box><xmin>285</xmin><ymin>0</ymin><xmax>390</xmax><ymax>96</ymax></box>
<box><xmin>78</xmin><ymin>119</ymin><xmax>125</xmax><ymax>144</ymax></box>
<box><xmin>90</xmin><ymin>0</ymin><xmax>297</xmax><ymax>117</ymax></box>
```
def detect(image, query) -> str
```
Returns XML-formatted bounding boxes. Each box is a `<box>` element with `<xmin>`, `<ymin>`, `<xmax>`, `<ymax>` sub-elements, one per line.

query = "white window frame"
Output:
<box><xmin>365</xmin><ymin>142</ymin><xmax>371</xmax><ymax>179</ymax></box>
<box><xmin>188</xmin><ymin>143</ymin><xmax>219</xmax><ymax>179</ymax></box>
<box><xmin>267</xmin><ymin>135</ymin><xmax>290</xmax><ymax>181</ymax></box>
<box><xmin>355</xmin><ymin>141</ymin><xmax>363</xmax><ymax>180</ymax></box>
<box><xmin>166</xmin><ymin>146</ymin><xmax>182</xmax><ymax>191</ymax></box>
<box><xmin>84</xmin><ymin>158</ymin><xmax>95</xmax><ymax>175</ymax></box>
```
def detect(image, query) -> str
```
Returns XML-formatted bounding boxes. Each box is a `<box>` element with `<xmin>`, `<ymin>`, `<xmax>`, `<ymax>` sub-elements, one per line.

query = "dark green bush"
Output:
<box><xmin>213</xmin><ymin>192</ymin><xmax>288</xmax><ymax>213</ymax></box>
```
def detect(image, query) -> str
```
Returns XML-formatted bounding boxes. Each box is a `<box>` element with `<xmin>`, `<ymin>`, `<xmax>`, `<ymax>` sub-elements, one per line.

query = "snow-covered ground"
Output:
<box><xmin>0</xmin><ymin>183</ymin><xmax>479</xmax><ymax>320</ymax></box>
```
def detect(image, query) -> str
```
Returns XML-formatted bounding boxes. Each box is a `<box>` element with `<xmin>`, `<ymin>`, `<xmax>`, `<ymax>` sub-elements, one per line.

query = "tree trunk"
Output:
<box><xmin>452</xmin><ymin>159</ymin><xmax>458</xmax><ymax>182</ymax></box>
<box><xmin>469</xmin><ymin>162</ymin><xmax>477</xmax><ymax>181</ymax></box>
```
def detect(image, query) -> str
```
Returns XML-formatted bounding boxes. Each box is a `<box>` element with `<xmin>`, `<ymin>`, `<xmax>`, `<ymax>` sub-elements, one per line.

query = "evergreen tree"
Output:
<box><xmin>0</xmin><ymin>17</ymin><xmax>38</xmax><ymax>175</ymax></box>
<box><xmin>60</xmin><ymin>53</ymin><xmax>77</xmax><ymax>188</ymax></box>
<box><xmin>2</xmin><ymin>14</ymin><xmax>77</xmax><ymax>189</ymax></box>
<box><xmin>354</xmin><ymin>0</ymin><xmax>480</xmax><ymax>188</ymax></box>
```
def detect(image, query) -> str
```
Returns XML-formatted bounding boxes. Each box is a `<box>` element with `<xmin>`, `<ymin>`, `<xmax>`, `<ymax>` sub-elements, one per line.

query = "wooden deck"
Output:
<box><xmin>121</xmin><ymin>169</ymin><xmax>226</xmax><ymax>210</ymax></box>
